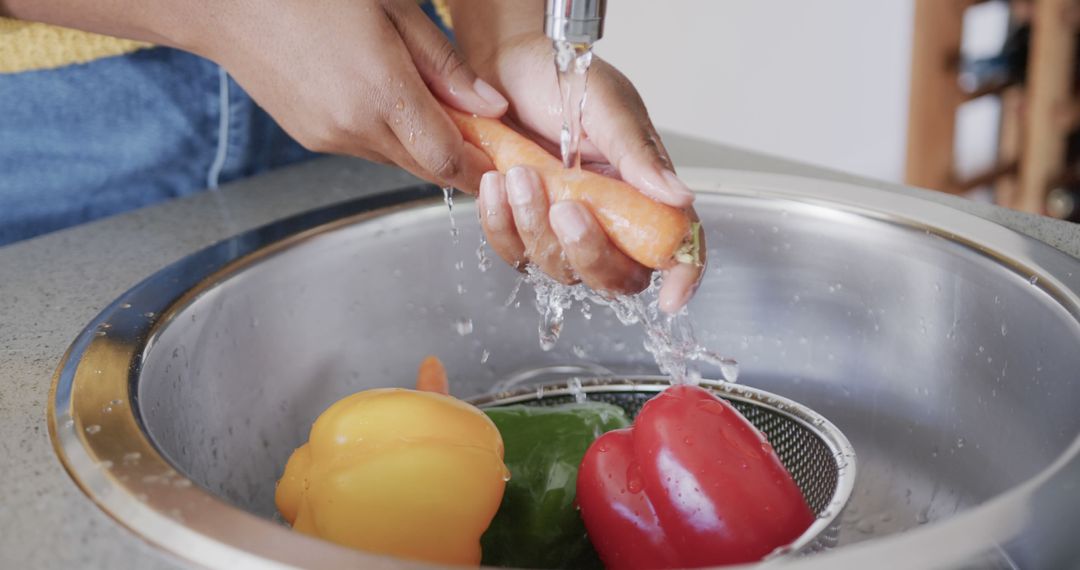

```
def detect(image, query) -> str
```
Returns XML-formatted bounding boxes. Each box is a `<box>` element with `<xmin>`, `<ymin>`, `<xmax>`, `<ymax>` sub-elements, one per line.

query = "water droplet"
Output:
<box><xmin>1029</xmin><ymin>275</ymin><xmax>1039</xmax><ymax>285</ymax></box>
<box><xmin>123</xmin><ymin>451</ymin><xmax>141</xmax><ymax>464</ymax></box>
<box><xmin>119</xmin><ymin>303</ymin><xmax>132</xmax><ymax>309</ymax></box>
<box><xmin>480</xmin><ymin>349</ymin><xmax>490</xmax><ymax>364</ymax></box>
<box><xmin>454</xmin><ymin>318</ymin><xmax>474</xmax><ymax>336</ymax></box>
<box><xmin>626</xmin><ymin>463</ymin><xmax>644</xmax><ymax>493</ymax></box>
<box><xmin>394</xmin><ymin>98</ymin><xmax>405</xmax><ymax>111</ymax></box>
<box><xmin>572</xmin><ymin>344</ymin><xmax>588</xmax><ymax>358</ymax></box>
<box><xmin>564</xmin><ymin>377</ymin><xmax>587</xmax><ymax>403</ymax></box>
<box><xmin>1000</xmin><ymin>323</ymin><xmax>1007</xmax><ymax>336</ymax></box>
<box><xmin>476</xmin><ymin>237</ymin><xmax>493</xmax><ymax>272</ymax></box>
<box><xmin>99</xmin><ymin>460</ymin><xmax>113</xmax><ymax>469</ymax></box>
<box><xmin>956</xmin><ymin>437</ymin><xmax>965</xmax><ymax>449</ymax></box>
<box><xmin>683</xmin><ymin>436</ymin><xmax>694</xmax><ymax>446</ymax></box>
<box><xmin>85</xmin><ymin>425</ymin><xmax>101</xmax><ymax>435</ymax></box>
<box><xmin>761</xmin><ymin>441</ymin><xmax>773</xmax><ymax>454</ymax></box>
<box><xmin>143</xmin><ymin>312</ymin><xmax>155</xmax><ymax>318</ymax></box>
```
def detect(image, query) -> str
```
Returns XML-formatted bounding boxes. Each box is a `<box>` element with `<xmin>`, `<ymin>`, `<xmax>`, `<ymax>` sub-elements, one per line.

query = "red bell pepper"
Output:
<box><xmin>576</xmin><ymin>384</ymin><xmax>814</xmax><ymax>569</ymax></box>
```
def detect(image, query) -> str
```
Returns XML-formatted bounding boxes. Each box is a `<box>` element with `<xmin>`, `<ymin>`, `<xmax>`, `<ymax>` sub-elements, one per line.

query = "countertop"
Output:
<box><xmin>2</xmin><ymin>134</ymin><xmax>1079</xmax><ymax>568</ymax></box>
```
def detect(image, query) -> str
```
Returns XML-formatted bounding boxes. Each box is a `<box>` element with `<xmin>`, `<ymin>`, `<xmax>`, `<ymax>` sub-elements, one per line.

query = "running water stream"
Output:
<box><xmin>555</xmin><ymin>41</ymin><xmax>593</xmax><ymax>170</ymax></box>
<box><xmin>495</xmin><ymin>40</ymin><xmax>740</xmax><ymax>384</ymax></box>
<box><xmin>442</xmin><ymin>41</ymin><xmax>737</xmax><ymax>384</ymax></box>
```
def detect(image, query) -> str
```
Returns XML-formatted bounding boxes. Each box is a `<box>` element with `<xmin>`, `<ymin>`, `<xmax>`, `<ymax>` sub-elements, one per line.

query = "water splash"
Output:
<box><xmin>522</xmin><ymin>267</ymin><xmax>738</xmax><ymax>383</ymax></box>
<box><xmin>476</xmin><ymin>235</ymin><xmax>493</xmax><ymax>272</ymax></box>
<box><xmin>568</xmin><ymin>377</ymin><xmax>587</xmax><ymax>403</ymax></box>
<box><xmin>441</xmin><ymin>186</ymin><xmax>459</xmax><ymax>243</ymax></box>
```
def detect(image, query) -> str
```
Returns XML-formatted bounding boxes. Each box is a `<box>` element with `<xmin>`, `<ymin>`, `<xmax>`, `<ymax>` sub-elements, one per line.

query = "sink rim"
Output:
<box><xmin>48</xmin><ymin>170</ymin><xmax>1080</xmax><ymax>569</ymax></box>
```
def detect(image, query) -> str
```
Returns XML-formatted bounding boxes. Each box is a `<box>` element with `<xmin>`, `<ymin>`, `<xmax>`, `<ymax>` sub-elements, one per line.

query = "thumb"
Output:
<box><xmin>385</xmin><ymin>3</ymin><xmax>508</xmax><ymax>117</ymax></box>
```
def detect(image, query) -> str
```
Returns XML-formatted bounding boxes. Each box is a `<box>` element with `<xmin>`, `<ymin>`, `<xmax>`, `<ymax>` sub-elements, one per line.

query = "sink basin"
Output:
<box><xmin>50</xmin><ymin>169</ymin><xmax>1080</xmax><ymax>568</ymax></box>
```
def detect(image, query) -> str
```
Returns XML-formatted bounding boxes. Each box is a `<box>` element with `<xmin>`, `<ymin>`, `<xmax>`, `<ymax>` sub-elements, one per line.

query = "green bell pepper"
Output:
<box><xmin>481</xmin><ymin>401</ymin><xmax>631</xmax><ymax>569</ymax></box>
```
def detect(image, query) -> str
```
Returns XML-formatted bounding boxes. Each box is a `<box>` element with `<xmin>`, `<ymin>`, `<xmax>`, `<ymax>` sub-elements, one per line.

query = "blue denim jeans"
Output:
<box><xmin>0</xmin><ymin>47</ymin><xmax>317</xmax><ymax>246</ymax></box>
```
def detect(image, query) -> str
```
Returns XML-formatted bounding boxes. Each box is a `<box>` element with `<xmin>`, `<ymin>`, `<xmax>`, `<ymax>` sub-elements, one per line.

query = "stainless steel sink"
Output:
<box><xmin>50</xmin><ymin>168</ymin><xmax>1080</xmax><ymax>568</ymax></box>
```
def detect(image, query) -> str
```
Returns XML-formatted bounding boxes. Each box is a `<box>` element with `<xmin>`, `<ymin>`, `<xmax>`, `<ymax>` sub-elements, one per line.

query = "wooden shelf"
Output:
<box><xmin>956</xmin><ymin>161</ymin><xmax>1019</xmax><ymax>192</ymax></box>
<box><xmin>962</xmin><ymin>78</ymin><xmax>1020</xmax><ymax>102</ymax></box>
<box><xmin>906</xmin><ymin>0</ymin><xmax>1080</xmax><ymax>215</ymax></box>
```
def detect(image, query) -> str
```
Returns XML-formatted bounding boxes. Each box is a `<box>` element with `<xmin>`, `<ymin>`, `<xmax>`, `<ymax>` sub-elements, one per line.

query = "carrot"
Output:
<box><xmin>416</xmin><ymin>355</ymin><xmax>450</xmax><ymax>395</ymax></box>
<box><xmin>444</xmin><ymin>106</ymin><xmax>702</xmax><ymax>269</ymax></box>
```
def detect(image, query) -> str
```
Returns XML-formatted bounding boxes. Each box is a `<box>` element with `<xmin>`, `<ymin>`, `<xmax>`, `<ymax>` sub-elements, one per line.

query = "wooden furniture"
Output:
<box><xmin>906</xmin><ymin>0</ymin><xmax>1079</xmax><ymax>214</ymax></box>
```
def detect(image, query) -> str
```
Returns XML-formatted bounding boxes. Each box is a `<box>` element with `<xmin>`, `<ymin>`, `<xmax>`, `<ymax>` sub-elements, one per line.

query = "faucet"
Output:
<box><xmin>545</xmin><ymin>0</ymin><xmax>607</xmax><ymax>46</ymax></box>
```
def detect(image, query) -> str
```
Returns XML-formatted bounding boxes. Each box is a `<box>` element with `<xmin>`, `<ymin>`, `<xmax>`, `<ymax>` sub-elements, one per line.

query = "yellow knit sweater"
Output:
<box><xmin>0</xmin><ymin>0</ymin><xmax>451</xmax><ymax>74</ymax></box>
<box><xmin>0</xmin><ymin>19</ymin><xmax>148</xmax><ymax>73</ymax></box>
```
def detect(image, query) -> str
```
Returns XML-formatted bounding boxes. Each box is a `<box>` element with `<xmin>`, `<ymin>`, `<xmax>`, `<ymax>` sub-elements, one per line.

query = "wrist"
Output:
<box><xmin>152</xmin><ymin>1</ymin><xmax>232</xmax><ymax>58</ymax></box>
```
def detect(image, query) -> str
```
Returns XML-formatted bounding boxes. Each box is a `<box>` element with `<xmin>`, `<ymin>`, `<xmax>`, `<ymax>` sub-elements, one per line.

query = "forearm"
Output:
<box><xmin>445</xmin><ymin>0</ymin><xmax>544</xmax><ymax>66</ymax></box>
<box><xmin>0</xmin><ymin>0</ymin><xmax>218</xmax><ymax>55</ymax></box>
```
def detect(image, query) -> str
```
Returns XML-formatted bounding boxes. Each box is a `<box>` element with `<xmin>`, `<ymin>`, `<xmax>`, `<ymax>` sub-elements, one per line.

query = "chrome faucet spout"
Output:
<box><xmin>545</xmin><ymin>0</ymin><xmax>607</xmax><ymax>45</ymax></box>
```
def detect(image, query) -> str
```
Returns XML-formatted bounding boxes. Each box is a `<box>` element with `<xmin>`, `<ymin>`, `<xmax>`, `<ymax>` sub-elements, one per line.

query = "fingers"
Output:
<box><xmin>658</xmin><ymin>263</ymin><xmax>703</xmax><ymax>314</ymax></box>
<box><xmin>581</xmin><ymin>61</ymin><xmax>695</xmax><ymax>208</ymax></box>
<box><xmin>378</xmin><ymin>35</ymin><xmax>494</xmax><ymax>194</ymax></box>
<box><xmin>658</xmin><ymin>211</ymin><xmax>706</xmax><ymax>313</ymax></box>
<box><xmin>550</xmin><ymin>201</ymin><xmax>651</xmax><ymax>295</ymax></box>
<box><xmin>384</xmin><ymin>2</ymin><xmax>507</xmax><ymax>117</ymax></box>
<box><xmin>479</xmin><ymin>171</ymin><xmax>526</xmax><ymax>269</ymax></box>
<box><xmin>505</xmin><ymin>166</ymin><xmax>576</xmax><ymax>283</ymax></box>
<box><xmin>481</xmin><ymin>166</ymin><xmax>652</xmax><ymax>296</ymax></box>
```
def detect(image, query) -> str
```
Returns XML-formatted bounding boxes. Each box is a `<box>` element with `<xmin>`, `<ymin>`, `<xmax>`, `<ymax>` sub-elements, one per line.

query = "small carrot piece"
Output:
<box><xmin>416</xmin><ymin>355</ymin><xmax>450</xmax><ymax>395</ymax></box>
<box><xmin>444</xmin><ymin>106</ymin><xmax>701</xmax><ymax>270</ymax></box>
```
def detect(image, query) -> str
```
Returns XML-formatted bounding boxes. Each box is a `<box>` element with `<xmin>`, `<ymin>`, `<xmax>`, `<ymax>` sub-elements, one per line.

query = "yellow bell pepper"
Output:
<box><xmin>275</xmin><ymin>388</ymin><xmax>508</xmax><ymax>565</ymax></box>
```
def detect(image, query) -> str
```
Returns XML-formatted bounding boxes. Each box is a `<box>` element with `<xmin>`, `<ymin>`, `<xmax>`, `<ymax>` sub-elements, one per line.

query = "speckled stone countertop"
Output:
<box><xmin>2</xmin><ymin>136</ymin><xmax>1078</xmax><ymax>568</ymax></box>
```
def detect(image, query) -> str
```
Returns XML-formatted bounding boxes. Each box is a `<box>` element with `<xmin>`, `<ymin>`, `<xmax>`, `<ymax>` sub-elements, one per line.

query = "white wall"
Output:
<box><xmin>600</xmin><ymin>0</ymin><xmax>1009</xmax><ymax>186</ymax></box>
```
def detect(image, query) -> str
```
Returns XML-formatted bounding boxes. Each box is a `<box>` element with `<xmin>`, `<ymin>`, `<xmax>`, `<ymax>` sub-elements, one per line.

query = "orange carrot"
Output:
<box><xmin>416</xmin><ymin>355</ymin><xmax>449</xmax><ymax>395</ymax></box>
<box><xmin>444</xmin><ymin>106</ymin><xmax>701</xmax><ymax>269</ymax></box>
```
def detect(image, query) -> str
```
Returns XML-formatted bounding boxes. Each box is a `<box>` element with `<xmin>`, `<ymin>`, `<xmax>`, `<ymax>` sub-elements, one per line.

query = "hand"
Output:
<box><xmin>187</xmin><ymin>0</ymin><xmax>507</xmax><ymax>192</ymax></box>
<box><xmin>461</xmin><ymin>33</ymin><xmax>705</xmax><ymax>313</ymax></box>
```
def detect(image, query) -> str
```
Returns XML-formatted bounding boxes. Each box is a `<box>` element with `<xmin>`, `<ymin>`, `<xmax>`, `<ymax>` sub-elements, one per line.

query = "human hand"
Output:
<box><xmin>463</xmin><ymin>34</ymin><xmax>705</xmax><ymax>313</ymax></box>
<box><xmin>188</xmin><ymin>0</ymin><xmax>507</xmax><ymax>192</ymax></box>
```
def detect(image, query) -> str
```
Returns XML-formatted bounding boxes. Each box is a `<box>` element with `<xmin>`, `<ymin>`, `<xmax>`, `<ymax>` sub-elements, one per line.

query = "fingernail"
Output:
<box><xmin>659</xmin><ymin>169</ymin><xmax>695</xmax><ymax>204</ymax></box>
<box><xmin>506</xmin><ymin>166</ymin><xmax>533</xmax><ymax>206</ymax></box>
<box><xmin>658</xmin><ymin>264</ymin><xmax>699</xmax><ymax>314</ymax></box>
<box><xmin>480</xmin><ymin>171</ymin><xmax>502</xmax><ymax>206</ymax></box>
<box><xmin>659</xmin><ymin>285</ymin><xmax>693</xmax><ymax>314</ymax></box>
<box><xmin>626</xmin><ymin>163</ymin><xmax>696</xmax><ymax>207</ymax></box>
<box><xmin>473</xmin><ymin>78</ymin><xmax>508</xmax><ymax>111</ymax></box>
<box><xmin>550</xmin><ymin>202</ymin><xmax>588</xmax><ymax>243</ymax></box>
<box><xmin>480</xmin><ymin>171</ymin><xmax>501</xmax><ymax>193</ymax></box>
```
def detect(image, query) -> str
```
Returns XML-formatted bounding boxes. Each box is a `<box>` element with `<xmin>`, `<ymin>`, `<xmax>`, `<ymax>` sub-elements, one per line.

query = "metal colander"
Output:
<box><xmin>468</xmin><ymin>376</ymin><xmax>856</xmax><ymax>559</ymax></box>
